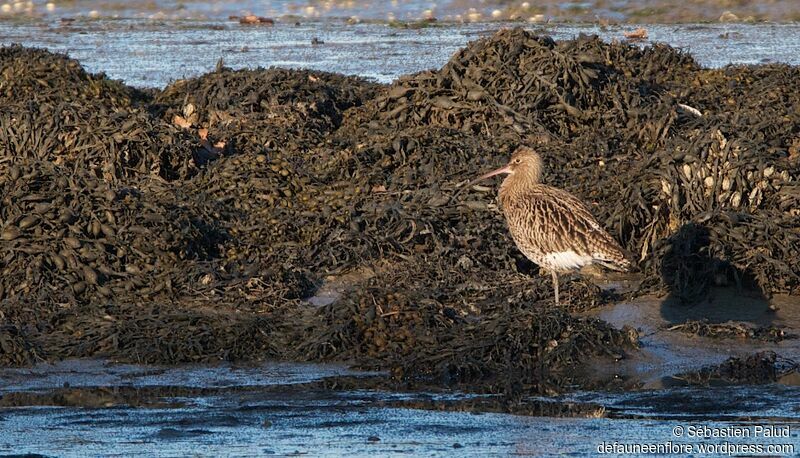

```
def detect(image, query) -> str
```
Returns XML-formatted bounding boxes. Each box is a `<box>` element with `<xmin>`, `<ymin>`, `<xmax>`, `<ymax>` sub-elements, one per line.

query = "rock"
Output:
<box><xmin>719</xmin><ymin>11</ymin><xmax>739</xmax><ymax>22</ymax></box>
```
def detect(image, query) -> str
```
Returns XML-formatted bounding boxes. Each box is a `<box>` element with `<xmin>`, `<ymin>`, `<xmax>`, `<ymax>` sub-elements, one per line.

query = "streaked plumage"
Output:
<box><xmin>473</xmin><ymin>146</ymin><xmax>630</xmax><ymax>305</ymax></box>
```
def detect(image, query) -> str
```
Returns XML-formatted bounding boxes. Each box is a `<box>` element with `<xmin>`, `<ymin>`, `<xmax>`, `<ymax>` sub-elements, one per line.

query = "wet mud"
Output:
<box><xmin>1</xmin><ymin>28</ymin><xmax>800</xmax><ymax>401</ymax></box>
<box><xmin>666</xmin><ymin>320</ymin><xmax>791</xmax><ymax>342</ymax></box>
<box><xmin>1</xmin><ymin>359</ymin><xmax>799</xmax><ymax>455</ymax></box>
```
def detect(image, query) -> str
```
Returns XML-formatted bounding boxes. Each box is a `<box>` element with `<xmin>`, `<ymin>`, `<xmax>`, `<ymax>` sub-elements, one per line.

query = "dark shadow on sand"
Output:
<box><xmin>658</xmin><ymin>222</ymin><xmax>774</xmax><ymax>326</ymax></box>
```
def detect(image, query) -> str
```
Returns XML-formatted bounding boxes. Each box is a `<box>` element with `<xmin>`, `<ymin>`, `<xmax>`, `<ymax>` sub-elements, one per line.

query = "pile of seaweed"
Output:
<box><xmin>362</xmin><ymin>31</ymin><xmax>697</xmax><ymax>142</ymax></box>
<box><xmin>1</xmin><ymin>29</ymin><xmax>799</xmax><ymax>393</ymax></box>
<box><xmin>667</xmin><ymin>319</ymin><xmax>790</xmax><ymax>342</ymax></box>
<box><xmin>349</xmin><ymin>28</ymin><xmax>799</xmax><ymax>301</ymax></box>
<box><xmin>0</xmin><ymin>161</ymin><xmax>222</xmax><ymax>304</ymax></box>
<box><xmin>0</xmin><ymin>44</ymin><xmax>199</xmax><ymax>181</ymax></box>
<box><xmin>292</xmin><ymin>260</ymin><xmax>627</xmax><ymax>392</ymax></box>
<box><xmin>153</xmin><ymin>65</ymin><xmax>379</xmax><ymax>152</ymax></box>
<box><xmin>0</xmin><ymin>47</ymin><xmax>297</xmax><ymax>365</ymax></box>
<box><xmin>677</xmin><ymin>351</ymin><xmax>798</xmax><ymax>385</ymax></box>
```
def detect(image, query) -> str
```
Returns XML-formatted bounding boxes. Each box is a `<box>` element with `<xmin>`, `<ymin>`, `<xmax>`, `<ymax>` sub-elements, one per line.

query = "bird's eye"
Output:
<box><xmin>513</xmin><ymin>158</ymin><xmax>522</xmax><ymax>164</ymax></box>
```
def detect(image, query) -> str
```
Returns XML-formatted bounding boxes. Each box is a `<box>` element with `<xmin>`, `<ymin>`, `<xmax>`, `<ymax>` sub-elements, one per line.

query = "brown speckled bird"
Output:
<box><xmin>472</xmin><ymin>146</ymin><xmax>630</xmax><ymax>305</ymax></box>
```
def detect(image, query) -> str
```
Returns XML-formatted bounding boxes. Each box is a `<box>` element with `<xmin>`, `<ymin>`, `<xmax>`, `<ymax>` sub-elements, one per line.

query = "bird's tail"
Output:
<box><xmin>596</xmin><ymin>244</ymin><xmax>634</xmax><ymax>272</ymax></box>
<box><xmin>598</xmin><ymin>257</ymin><xmax>632</xmax><ymax>272</ymax></box>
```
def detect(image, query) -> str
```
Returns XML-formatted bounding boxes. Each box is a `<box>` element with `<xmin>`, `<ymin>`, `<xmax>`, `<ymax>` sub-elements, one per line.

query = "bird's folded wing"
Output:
<box><xmin>506</xmin><ymin>186</ymin><xmax>626</xmax><ymax>263</ymax></box>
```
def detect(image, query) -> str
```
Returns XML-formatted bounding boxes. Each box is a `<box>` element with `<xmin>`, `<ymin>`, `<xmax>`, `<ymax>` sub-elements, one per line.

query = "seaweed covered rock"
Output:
<box><xmin>39</xmin><ymin>302</ymin><xmax>281</xmax><ymax>364</ymax></box>
<box><xmin>0</xmin><ymin>160</ymin><xmax>223</xmax><ymax>307</ymax></box>
<box><xmin>0</xmin><ymin>103</ymin><xmax>202</xmax><ymax>181</ymax></box>
<box><xmin>681</xmin><ymin>65</ymin><xmax>800</xmax><ymax>152</ymax></box>
<box><xmin>183</xmin><ymin>149</ymin><xmax>349</xmax><ymax>277</ymax></box>
<box><xmin>0</xmin><ymin>44</ymin><xmax>134</xmax><ymax>108</ymax></box>
<box><xmin>362</xmin><ymin>29</ymin><xmax>696</xmax><ymax>147</ymax></box>
<box><xmin>154</xmin><ymin>66</ymin><xmax>380</xmax><ymax>152</ymax></box>
<box><xmin>292</xmin><ymin>261</ymin><xmax>630</xmax><ymax>393</ymax></box>
<box><xmin>678</xmin><ymin>351</ymin><xmax>798</xmax><ymax>385</ymax></box>
<box><xmin>0</xmin><ymin>46</ymin><xmax>202</xmax><ymax>181</ymax></box>
<box><xmin>1</xmin><ymin>30</ymin><xmax>799</xmax><ymax>391</ymax></box>
<box><xmin>616</xmin><ymin>87</ymin><xmax>800</xmax><ymax>298</ymax></box>
<box><xmin>306</xmin><ymin>127</ymin><xmax>519</xmax><ymax>273</ymax></box>
<box><xmin>406</xmin><ymin>305</ymin><xmax>634</xmax><ymax>393</ymax></box>
<box><xmin>0</xmin><ymin>324</ymin><xmax>41</xmax><ymax>366</ymax></box>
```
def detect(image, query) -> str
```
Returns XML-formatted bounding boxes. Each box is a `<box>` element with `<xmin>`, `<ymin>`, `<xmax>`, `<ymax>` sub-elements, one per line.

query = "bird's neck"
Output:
<box><xmin>498</xmin><ymin>169</ymin><xmax>542</xmax><ymax>204</ymax></box>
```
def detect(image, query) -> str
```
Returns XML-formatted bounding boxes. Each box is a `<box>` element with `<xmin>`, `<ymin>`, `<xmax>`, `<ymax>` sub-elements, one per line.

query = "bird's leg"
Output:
<box><xmin>551</xmin><ymin>271</ymin><xmax>560</xmax><ymax>306</ymax></box>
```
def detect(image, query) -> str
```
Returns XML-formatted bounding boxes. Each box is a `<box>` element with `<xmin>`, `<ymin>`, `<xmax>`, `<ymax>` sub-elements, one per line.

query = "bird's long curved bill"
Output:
<box><xmin>464</xmin><ymin>164</ymin><xmax>512</xmax><ymax>188</ymax></box>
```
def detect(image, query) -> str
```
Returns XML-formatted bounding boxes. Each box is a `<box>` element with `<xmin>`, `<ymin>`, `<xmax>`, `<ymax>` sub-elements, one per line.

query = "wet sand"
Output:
<box><xmin>583</xmin><ymin>292</ymin><xmax>800</xmax><ymax>387</ymax></box>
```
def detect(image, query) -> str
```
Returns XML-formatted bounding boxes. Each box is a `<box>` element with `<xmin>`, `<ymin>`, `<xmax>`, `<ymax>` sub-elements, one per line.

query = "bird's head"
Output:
<box><xmin>472</xmin><ymin>146</ymin><xmax>543</xmax><ymax>185</ymax></box>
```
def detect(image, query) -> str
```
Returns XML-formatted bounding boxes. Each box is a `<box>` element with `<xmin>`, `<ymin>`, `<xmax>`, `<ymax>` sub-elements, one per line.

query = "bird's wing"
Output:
<box><xmin>505</xmin><ymin>186</ymin><xmax>628</xmax><ymax>266</ymax></box>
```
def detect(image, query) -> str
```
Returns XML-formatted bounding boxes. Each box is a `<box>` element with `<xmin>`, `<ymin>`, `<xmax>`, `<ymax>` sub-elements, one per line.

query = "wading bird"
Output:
<box><xmin>470</xmin><ymin>146</ymin><xmax>630</xmax><ymax>305</ymax></box>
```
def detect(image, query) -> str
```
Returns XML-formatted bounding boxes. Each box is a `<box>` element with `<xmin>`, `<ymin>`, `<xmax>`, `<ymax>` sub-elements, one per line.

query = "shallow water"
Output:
<box><xmin>2</xmin><ymin>20</ymin><xmax>800</xmax><ymax>86</ymax></box>
<box><xmin>1</xmin><ymin>360</ymin><xmax>799</xmax><ymax>457</ymax></box>
<box><xmin>2</xmin><ymin>293</ymin><xmax>799</xmax><ymax>456</ymax></box>
<box><xmin>3</xmin><ymin>0</ymin><xmax>800</xmax><ymax>23</ymax></box>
